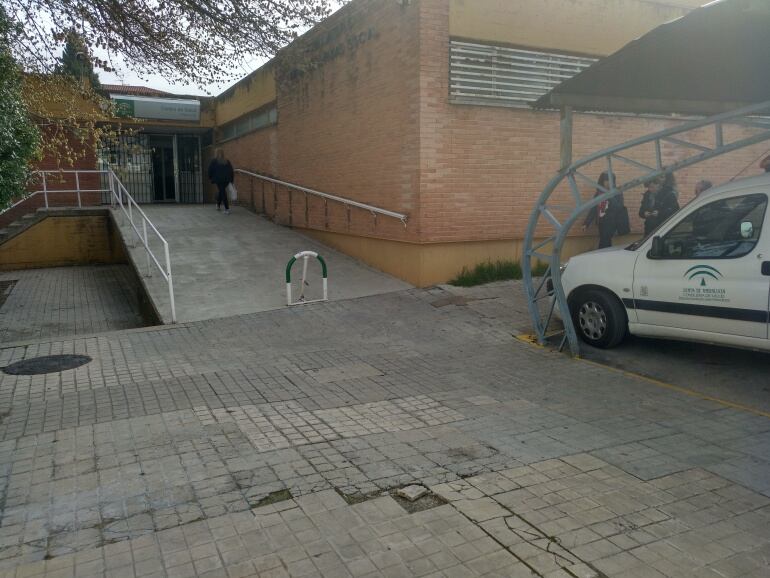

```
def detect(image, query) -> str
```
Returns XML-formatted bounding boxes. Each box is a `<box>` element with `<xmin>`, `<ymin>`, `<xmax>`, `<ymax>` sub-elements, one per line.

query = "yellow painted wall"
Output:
<box><xmin>300</xmin><ymin>228</ymin><xmax>641</xmax><ymax>287</ymax></box>
<box><xmin>23</xmin><ymin>76</ymin><xmax>104</xmax><ymax>120</ymax></box>
<box><xmin>0</xmin><ymin>215</ymin><xmax>127</xmax><ymax>271</ymax></box>
<box><xmin>25</xmin><ymin>76</ymin><xmax>216</xmax><ymax>129</ymax></box>
<box><xmin>450</xmin><ymin>0</ymin><xmax>704</xmax><ymax>56</ymax></box>
<box><xmin>215</xmin><ymin>65</ymin><xmax>277</xmax><ymax>126</ymax></box>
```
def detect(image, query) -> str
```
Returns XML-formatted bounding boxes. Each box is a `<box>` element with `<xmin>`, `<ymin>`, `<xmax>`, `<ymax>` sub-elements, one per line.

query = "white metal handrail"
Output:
<box><xmin>0</xmin><ymin>168</ymin><xmax>176</xmax><ymax>324</ymax></box>
<box><xmin>1</xmin><ymin>169</ymin><xmax>111</xmax><ymax>216</ymax></box>
<box><xmin>106</xmin><ymin>169</ymin><xmax>177</xmax><ymax>323</ymax></box>
<box><xmin>235</xmin><ymin>169</ymin><xmax>409</xmax><ymax>226</ymax></box>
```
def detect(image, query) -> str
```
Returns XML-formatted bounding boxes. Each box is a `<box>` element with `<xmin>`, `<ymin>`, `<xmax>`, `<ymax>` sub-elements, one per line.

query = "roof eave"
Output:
<box><xmin>533</xmin><ymin>93</ymin><xmax>757</xmax><ymax>116</ymax></box>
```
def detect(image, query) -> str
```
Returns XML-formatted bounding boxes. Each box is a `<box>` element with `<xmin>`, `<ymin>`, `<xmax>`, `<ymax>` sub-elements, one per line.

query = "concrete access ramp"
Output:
<box><xmin>114</xmin><ymin>205</ymin><xmax>411</xmax><ymax>323</ymax></box>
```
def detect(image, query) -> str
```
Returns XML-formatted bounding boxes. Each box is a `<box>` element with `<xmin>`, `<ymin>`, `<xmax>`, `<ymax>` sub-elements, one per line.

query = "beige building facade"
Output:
<box><xmin>44</xmin><ymin>0</ymin><xmax>770</xmax><ymax>287</ymax></box>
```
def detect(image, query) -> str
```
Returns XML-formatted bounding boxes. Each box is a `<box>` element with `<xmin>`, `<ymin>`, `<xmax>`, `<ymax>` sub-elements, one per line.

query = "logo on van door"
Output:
<box><xmin>680</xmin><ymin>265</ymin><xmax>728</xmax><ymax>303</ymax></box>
<box><xmin>684</xmin><ymin>265</ymin><xmax>723</xmax><ymax>287</ymax></box>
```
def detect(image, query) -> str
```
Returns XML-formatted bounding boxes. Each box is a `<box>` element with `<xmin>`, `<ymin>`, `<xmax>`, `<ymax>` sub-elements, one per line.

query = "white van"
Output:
<box><xmin>559</xmin><ymin>173</ymin><xmax>770</xmax><ymax>351</ymax></box>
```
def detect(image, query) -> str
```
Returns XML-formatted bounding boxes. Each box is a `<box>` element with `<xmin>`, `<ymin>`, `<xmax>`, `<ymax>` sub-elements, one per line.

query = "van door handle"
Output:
<box><xmin>762</xmin><ymin>262</ymin><xmax>770</xmax><ymax>276</ymax></box>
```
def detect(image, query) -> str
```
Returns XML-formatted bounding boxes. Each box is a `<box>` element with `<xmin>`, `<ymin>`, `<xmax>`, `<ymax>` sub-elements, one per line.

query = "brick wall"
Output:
<box><xmin>417</xmin><ymin>0</ymin><xmax>770</xmax><ymax>244</ymax></box>
<box><xmin>219</xmin><ymin>0</ymin><xmax>421</xmax><ymax>242</ymax></box>
<box><xmin>1</xmin><ymin>128</ymin><xmax>99</xmax><ymax>229</ymax></box>
<box><xmin>216</xmin><ymin>0</ymin><xmax>770</xmax><ymax>252</ymax></box>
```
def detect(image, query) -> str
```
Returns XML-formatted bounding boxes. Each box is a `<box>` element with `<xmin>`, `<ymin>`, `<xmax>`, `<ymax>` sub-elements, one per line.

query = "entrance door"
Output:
<box><xmin>632</xmin><ymin>191</ymin><xmax>770</xmax><ymax>339</ymax></box>
<box><xmin>149</xmin><ymin>136</ymin><xmax>177</xmax><ymax>202</ymax></box>
<box><xmin>177</xmin><ymin>136</ymin><xmax>203</xmax><ymax>203</ymax></box>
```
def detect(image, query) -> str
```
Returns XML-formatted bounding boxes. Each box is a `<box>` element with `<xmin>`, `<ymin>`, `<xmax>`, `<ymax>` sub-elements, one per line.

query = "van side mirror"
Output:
<box><xmin>649</xmin><ymin>236</ymin><xmax>664</xmax><ymax>258</ymax></box>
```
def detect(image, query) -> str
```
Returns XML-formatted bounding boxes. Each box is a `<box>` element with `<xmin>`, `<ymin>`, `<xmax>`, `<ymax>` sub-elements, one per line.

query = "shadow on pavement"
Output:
<box><xmin>579</xmin><ymin>334</ymin><xmax>770</xmax><ymax>414</ymax></box>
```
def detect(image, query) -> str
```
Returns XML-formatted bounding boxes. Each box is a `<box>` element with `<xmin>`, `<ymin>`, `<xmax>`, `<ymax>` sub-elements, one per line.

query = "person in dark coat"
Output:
<box><xmin>582</xmin><ymin>171</ymin><xmax>628</xmax><ymax>249</ymax></box>
<box><xmin>208</xmin><ymin>148</ymin><xmax>234</xmax><ymax>214</ymax></box>
<box><xmin>639</xmin><ymin>172</ymin><xmax>679</xmax><ymax>236</ymax></box>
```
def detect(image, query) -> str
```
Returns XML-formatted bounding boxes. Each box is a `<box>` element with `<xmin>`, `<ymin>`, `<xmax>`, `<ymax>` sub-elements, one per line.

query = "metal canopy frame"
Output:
<box><xmin>521</xmin><ymin>99</ymin><xmax>770</xmax><ymax>356</ymax></box>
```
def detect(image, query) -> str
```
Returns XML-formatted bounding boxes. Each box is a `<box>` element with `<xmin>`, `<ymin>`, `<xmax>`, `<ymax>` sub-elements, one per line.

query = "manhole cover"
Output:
<box><xmin>2</xmin><ymin>355</ymin><xmax>92</xmax><ymax>375</ymax></box>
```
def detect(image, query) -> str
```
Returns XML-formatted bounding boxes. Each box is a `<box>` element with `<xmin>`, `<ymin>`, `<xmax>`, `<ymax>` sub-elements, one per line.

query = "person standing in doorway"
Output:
<box><xmin>582</xmin><ymin>171</ymin><xmax>628</xmax><ymax>249</ymax></box>
<box><xmin>639</xmin><ymin>172</ymin><xmax>679</xmax><ymax>236</ymax></box>
<box><xmin>208</xmin><ymin>149</ymin><xmax>234</xmax><ymax>215</ymax></box>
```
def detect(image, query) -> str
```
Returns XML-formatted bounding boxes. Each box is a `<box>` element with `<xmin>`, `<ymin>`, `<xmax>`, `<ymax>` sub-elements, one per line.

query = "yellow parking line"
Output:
<box><xmin>514</xmin><ymin>334</ymin><xmax>770</xmax><ymax>419</ymax></box>
<box><xmin>515</xmin><ymin>334</ymin><xmax>545</xmax><ymax>348</ymax></box>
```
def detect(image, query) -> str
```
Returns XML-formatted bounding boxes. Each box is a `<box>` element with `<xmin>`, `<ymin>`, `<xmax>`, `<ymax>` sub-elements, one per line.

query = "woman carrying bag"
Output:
<box><xmin>208</xmin><ymin>148</ymin><xmax>235</xmax><ymax>215</ymax></box>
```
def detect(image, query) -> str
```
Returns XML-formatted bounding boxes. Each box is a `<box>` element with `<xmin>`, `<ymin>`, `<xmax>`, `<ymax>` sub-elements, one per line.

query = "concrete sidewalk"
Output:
<box><xmin>0</xmin><ymin>265</ymin><xmax>148</xmax><ymax>344</ymax></box>
<box><xmin>115</xmin><ymin>205</ymin><xmax>410</xmax><ymax>323</ymax></box>
<box><xmin>0</xmin><ymin>286</ymin><xmax>768</xmax><ymax>577</ymax></box>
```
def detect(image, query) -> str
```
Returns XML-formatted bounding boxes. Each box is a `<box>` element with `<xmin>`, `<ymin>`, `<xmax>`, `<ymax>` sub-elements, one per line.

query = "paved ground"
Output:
<box><xmin>115</xmin><ymin>206</ymin><xmax>411</xmax><ymax>323</ymax></box>
<box><xmin>445</xmin><ymin>280</ymin><xmax>770</xmax><ymax>414</ymax></box>
<box><xmin>0</xmin><ymin>284</ymin><xmax>768</xmax><ymax>577</ymax></box>
<box><xmin>0</xmin><ymin>266</ymin><xmax>148</xmax><ymax>344</ymax></box>
<box><xmin>579</xmin><ymin>337</ymin><xmax>770</xmax><ymax>414</ymax></box>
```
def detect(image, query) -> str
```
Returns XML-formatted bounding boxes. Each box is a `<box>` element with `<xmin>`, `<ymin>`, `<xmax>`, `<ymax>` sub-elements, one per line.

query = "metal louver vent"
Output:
<box><xmin>450</xmin><ymin>40</ymin><xmax>598</xmax><ymax>108</ymax></box>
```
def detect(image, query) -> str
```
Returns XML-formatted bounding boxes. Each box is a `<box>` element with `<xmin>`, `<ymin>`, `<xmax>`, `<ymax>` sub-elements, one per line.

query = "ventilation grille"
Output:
<box><xmin>450</xmin><ymin>40</ymin><xmax>598</xmax><ymax>108</ymax></box>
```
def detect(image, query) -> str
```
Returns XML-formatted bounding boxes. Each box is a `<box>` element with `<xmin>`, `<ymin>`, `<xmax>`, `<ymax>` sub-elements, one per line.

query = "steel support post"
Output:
<box><xmin>75</xmin><ymin>172</ymin><xmax>82</xmax><ymax>207</ymax></box>
<box><xmin>560</xmin><ymin>106</ymin><xmax>573</xmax><ymax>171</ymax></box>
<box><xmin>522</xmin><ymin>100</ymin><xmax>770</xmax><ymax>357</ymax></box>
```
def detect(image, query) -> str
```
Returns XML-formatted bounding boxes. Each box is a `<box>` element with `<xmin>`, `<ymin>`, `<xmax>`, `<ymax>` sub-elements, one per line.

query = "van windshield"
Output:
<box><xmin>625</xmin><ymin>189</ymin><xmax>703</xmax><ymax>251</ymax></box>
<box><xmin>625</xmin><ymin>208</ymin><xmax>682</xmax><ymax>251</ymax></box>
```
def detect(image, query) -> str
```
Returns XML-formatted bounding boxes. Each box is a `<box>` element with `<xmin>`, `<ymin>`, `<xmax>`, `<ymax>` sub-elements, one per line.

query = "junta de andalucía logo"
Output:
<box><xmin>684</xmin><ymin>264</ymin><xmax>723</xmax><ymax>287</ymax></box>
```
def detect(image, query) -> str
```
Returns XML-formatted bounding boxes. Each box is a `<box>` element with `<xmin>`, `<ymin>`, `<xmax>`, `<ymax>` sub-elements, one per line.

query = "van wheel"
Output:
<box><xmin>570</xmin><ymin>289</ymin><xmax>627</xmax><ymax>349</ymax></box>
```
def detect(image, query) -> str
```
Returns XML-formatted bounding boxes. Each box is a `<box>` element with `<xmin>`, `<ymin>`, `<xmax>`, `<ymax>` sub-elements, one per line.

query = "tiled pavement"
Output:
<box><xmin>0</xmin><ymin>266</ymin><xmax>148</xmax><ymax>344</ymax></box>
<box><xmin>0</xmin><ymin>286</ymin><xmax>768</xmax><ymax>576</ymax></box>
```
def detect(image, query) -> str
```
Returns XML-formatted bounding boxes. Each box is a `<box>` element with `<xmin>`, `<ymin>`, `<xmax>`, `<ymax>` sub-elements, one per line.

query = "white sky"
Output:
<box><xmin>99</xmin><ymin>2</ymin><xmax>346</xmax><ymax>97</ymax></box>
<box><xmin>99</xmin><ymin>53</ymin><xmax>271</xmax><ymax>96</ymax></box>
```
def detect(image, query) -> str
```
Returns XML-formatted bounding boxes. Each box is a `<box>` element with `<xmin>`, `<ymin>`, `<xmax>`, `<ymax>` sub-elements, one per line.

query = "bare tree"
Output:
<box><xmin>2</xmin><ymin>0</ymin><xmax>334</xmax><ymax>170</ymax></box>
<box><xmin>4</xmin><ymin>0</ymin><xmax>333</xmax><ymax>85</ymax></box>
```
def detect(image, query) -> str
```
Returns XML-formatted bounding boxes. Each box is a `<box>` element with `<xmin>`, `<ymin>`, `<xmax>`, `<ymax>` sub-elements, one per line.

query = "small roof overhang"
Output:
<box><xmin>533</xmin><ymin>0</ymin><xmax>770</xmax><ymax>116</ymax></box>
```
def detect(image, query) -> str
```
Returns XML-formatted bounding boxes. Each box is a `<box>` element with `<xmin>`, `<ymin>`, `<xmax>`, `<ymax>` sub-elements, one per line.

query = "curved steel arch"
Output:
<box><xmin>522</xmin><ymin>100</ymin><xmax>770</xmax><ymax>356</ymax></box>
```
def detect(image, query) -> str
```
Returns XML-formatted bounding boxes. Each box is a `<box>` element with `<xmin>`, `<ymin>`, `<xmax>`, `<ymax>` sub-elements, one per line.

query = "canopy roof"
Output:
<box><xmin>534</xmin><ymin>0</ymin><xmax>770</xmax><ymax>115</ymax></box>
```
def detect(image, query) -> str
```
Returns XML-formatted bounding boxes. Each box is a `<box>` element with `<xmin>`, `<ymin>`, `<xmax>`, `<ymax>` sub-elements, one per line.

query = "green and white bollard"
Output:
<box><xmin>286</xmin><ymin>251</ymin><xmax>328</xmax><ymax>306</ymax></box>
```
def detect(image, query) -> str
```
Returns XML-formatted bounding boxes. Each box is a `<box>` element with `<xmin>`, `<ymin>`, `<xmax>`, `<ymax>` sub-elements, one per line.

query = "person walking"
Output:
<box><xmin>582</xmin><ymin>171</ymin><xmax>629</xmax><ymax>249</ymax></box>
<box><xmin>639</xmin><ymin>172</ymin><xmax>679</xmax><ymax>236</ymax></box>
<box><xmin>208</xmin><ymin>148</ymin><xmax>234</xmax><ymax>214</ymax></box>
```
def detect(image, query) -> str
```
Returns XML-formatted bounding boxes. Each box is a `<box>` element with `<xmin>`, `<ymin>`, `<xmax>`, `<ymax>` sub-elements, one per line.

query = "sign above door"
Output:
<box><xmin>111</xmin><ymin>95</ymin><xmax>201</xmax><ymax>122</ymax></box>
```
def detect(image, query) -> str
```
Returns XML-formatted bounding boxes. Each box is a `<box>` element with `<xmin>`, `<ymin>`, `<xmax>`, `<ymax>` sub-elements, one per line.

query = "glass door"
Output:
<box><xmin>99</xmin><ymin>134</ymin><xmax>154</xmax><ymax>203</ymax></box>
<box><xmin>177</xmin><ymin>135</ymin><xmax>203</xmax><ymax>203</ymax></box>
<box><xmin>149</xmin><ymin>135</ymin><xmax>177</xmax><ymax>202</ymax></box>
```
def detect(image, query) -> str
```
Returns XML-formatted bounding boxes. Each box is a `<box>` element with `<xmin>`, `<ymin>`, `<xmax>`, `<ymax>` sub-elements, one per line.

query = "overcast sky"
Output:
<box><xmin>99</xmin><ymin>2</ymin><xmax>345</xmax><ymax>96</ymax></box>
<box><xmin>99</xmin><ymin>54</ymin><xmax>270</xmax><ymax>96</ymax></box>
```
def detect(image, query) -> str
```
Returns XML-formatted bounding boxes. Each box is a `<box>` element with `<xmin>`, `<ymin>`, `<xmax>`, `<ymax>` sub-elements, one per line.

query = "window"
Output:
<box><xmin>449</xmin><ymin>40</ymin><xmax>597</xmax><ymax>108</ymax></box>
<box><xmin>219</xmin><ymin>105</ymin><xmax>277</xmax><ymax>142</ymax></box>
<box><xmin>660</xmin><ymin>193</ymin><xmax>768</xmax><ymax>259</ymax></box>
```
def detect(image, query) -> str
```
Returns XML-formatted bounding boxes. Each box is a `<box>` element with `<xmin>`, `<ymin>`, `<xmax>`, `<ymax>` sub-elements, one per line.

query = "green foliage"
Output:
<box><xmin>55</xmin><ymin>32</ymin><xmax>100</xmax><ymax>88</ymax></box>
<box><xmin>0</xmin><ymin>8</ymin><xmax>40</xmax><ymax>206</ymax></box>
<box><xmin>449</xmin><ymin>260</ymin><xmax>549</xmax><ymax>287</ymax></box>
<box><xmin>449</xmin><ymin>260</ymin><xmax>522</xmax><ymax>287</ymax></box>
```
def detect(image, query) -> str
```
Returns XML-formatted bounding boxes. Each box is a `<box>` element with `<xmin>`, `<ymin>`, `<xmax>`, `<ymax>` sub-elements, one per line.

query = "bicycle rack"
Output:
<box><xmin>286</xmin><ymin>251</ymin><xmax>328</xmax><ymax>306</ymax></box>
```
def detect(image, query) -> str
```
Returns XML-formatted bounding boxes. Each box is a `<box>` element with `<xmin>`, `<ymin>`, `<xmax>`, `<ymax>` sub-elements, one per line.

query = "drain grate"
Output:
<box><xmin>2</xmin><ymin>354</ymin><xmax>92</xmax><ymax>375</ymax></box>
